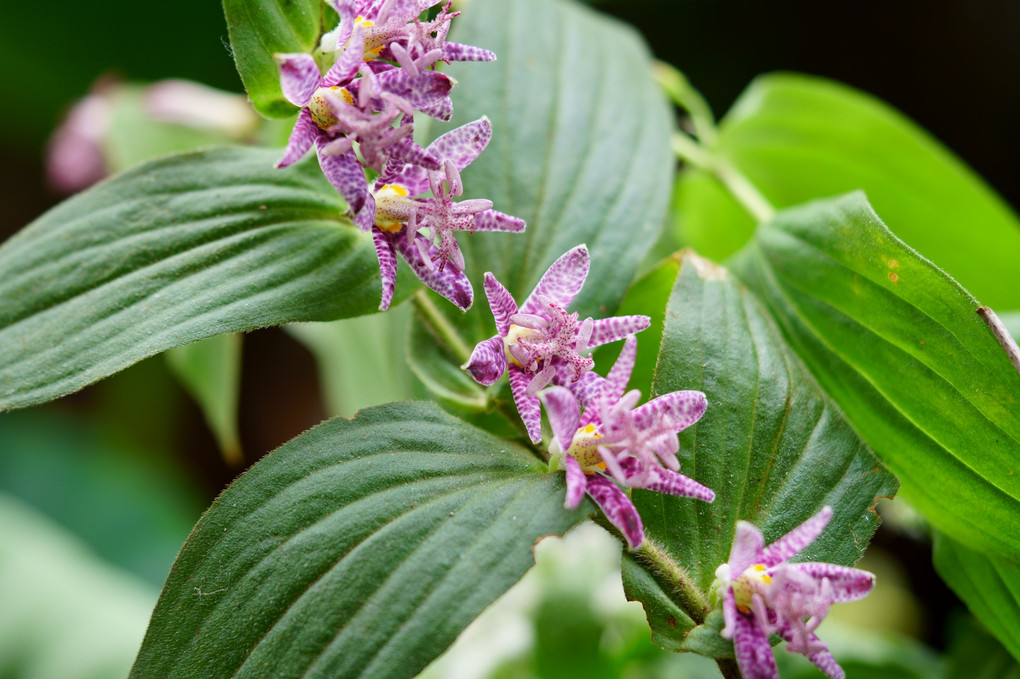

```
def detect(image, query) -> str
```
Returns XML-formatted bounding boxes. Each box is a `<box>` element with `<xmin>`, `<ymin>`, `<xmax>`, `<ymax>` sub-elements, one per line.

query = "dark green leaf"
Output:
<box><xmin>130</xmin><ymin>402</ymin><xmax>589</xmax><ymax>679</ymax></box>
<box><xmin>676</xmin><ymin>73</ymin><xmax>1020</xmax><ymax>310</ymax></box>
<box><xmin>0</xmin><ymin>147</ymin><xmax>415</xmax><ymax>411</ymax></box>
<box><xmin>734</xmin><ymin>192</ymin><xmax>1020</xmax><ymax>559</ymax></box>
<box><xmin>622</xmin><ymin>252</ymin><xmax>896</xmax><ymax>654</ymax></box>
<box><xmin>436</xmin><ymin>0</ymin><xmax>673</xmax><ymax>323</ymax></box>
<box><xmin>222</xmin><ymin>0</ymin><xmax>326</xmax><ymax>118</ymax></box>
<box><xmin>935</xmin><ymin>532</ymin><xmax>1020</xmax><ymax>664</ymax></box>
<box><xmin>165</xmin><ymin>334</ymin><xmax>243</xmax><ymax>466</ymax></box>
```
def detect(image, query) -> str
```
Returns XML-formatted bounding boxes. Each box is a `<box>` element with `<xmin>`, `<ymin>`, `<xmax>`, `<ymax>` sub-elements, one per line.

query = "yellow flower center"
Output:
<box><xmin>308</xmin><ymin>87</ymin><xmax>349</xmax><ymax>130</ymax></box>
<box><xmin>733</xmin><ymin>564</ymin><xmax>772</xmax><ymax>613</ymax></box>
<box><xmin>503</xmin><ymin>324</ymin><xmax>542</xmax><ymax>366</ymax></box>
<box><xmin>374</xmin><ymin>184</ymin><xmax>413</xmax><ymax>232</ymax></box>
<box><xmin>566</xmin><ymin>424</ymin><xmax>604</xmax><ymax>470</ymax></box>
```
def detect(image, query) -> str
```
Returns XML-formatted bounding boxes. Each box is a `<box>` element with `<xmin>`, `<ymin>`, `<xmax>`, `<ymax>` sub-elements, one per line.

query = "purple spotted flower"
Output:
<box><xmin>370</xmin><ymin>117</ymin><xmax>525</xmax><ymax>310</ymax></box>
<box><xmin>714</xmin><ymin>507</ymin><xmax>875</xmax><ymax>679</ymax></box>
<box><xmin>464</xmin><ymin>245</ymin><xmax>652</xmax><ymax>442</ymax></box>
<box><xmin>540</xmin><ymin>335</ymin><xmax>714</xmax><ymax>549</ymax></box>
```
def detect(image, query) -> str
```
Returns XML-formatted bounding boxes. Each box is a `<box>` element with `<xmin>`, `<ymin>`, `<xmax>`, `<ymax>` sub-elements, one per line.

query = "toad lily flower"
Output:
<box><xmin>541</xmin><ymin>335</ymin><xmax>714</xmax><ymax>549</ymax></box>
<box><xmin>714</xmin><ymin>507</ymin><xmax>875</xmax><ymax>679</ymax></box>
<box><xmin>464</xmin><ymin>245</ymin><xmax>651</xmax><ymax>442</ymax></box>
<box><xmin>370</xmin><ymin>117</ymin><xmax>525</xmax><ymax>310</ymax></box>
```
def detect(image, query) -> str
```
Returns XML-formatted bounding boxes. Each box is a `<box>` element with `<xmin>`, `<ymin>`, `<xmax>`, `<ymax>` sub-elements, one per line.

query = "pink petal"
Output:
<box><xmin>395</xmin><ymin>233</ymin><xmax>473</xmax><ymax>310</ymax></box>
<box><xmin>587</xmin><ymin>315</ymin><xmax>651</xmax><ymax>348</ymax></box>
<box><xmin>483</xmin><ymin>273</ymin><xmax>519</xmax><ymax>337</ymax></box>
<box><xmin>759</xmin><ymin>506</ymin><xmax>833</xmax><ymax>568</ymax></box>
<box><xmin>789</xmin><ymin>563</ymin><xmax>875</xmax><ymax>603</ymax></box>
<box><xmin>443</xmin><ymin>41</ymin><xmax>497</xmax><ymax>62</ymax></box>
<box><xmin>586</xmin><ymin>474</ymin><xmax>643</xmax><ymax>549</ymax></box>
<box><xmin>627</xmin><ymin>461</ymin><xmax>715</xmax><ymax>502</ymax></box>
<box><xmin>315</xmin><ymin>137</ymin><xmax>369</xmax><ymax>221</ymax></box>
<box><xmin>276</xmin><ymin>108</ymin><xmax>319</xmax><ymax>168</ymax></box>
<box><xmin>426</xmin><ymin>117</ymin><xmax>492</xmax><ymax>172</ymax></box>
<box><xmin>275</xmin><ymin>52</ymin><xmax>322</xmax><ymax>107</ymax></box>
<box><xmin>372</xmin><ymin>228</ymin><xmax>398</xmax><ymax>311</ymax></box>
<box><xmin>733</xmin><ymin>609</ymin><xmax>779</xmax><ymax>679</ymax></box>
<box><xmin>521</xmin><ymin>245</ymin><xmax>590</xmax><ymax>315</ymax></box>
<box><xmin>323</xmin><ymin>24</ymin><xmax>366</xmax><ymax>86</ymax></box>
<box><xmin>728</xmin><ymin>521</ymin><xmax>766</xmax><ymax>577</ymax></box>
<box><xmin>632</xmin><ymin>390</ymin><xmax>707</xmax><ymax>434</ymax></box>
<box><xmin>509</xmin><ymin>366</ymin><xmax>542</xmax><ymax>443</ymax></box>
<box><xmin>540</xmin><ymin>386</ymin><xmax>580</xmax><ymax>451</ymax></box>
<box><xmin>464</xmin><ymin>336</ymin><xmax>507</xmax><ymax>386</ymax></box>
<box><xmin>563</xmin><ymin>454</ymin><xmax>586</xmax><ymax>510</ymax></box>
<box><xmin>472</xmin><ymin>209</ymin><xmax>526</xmax><ymax>233</ymax></box>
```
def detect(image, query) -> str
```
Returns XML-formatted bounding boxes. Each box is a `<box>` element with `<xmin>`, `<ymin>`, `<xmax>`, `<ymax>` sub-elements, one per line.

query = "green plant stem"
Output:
<box><xmin>672</xmin><ymin>132</ymin><xmax>776</xmax><ymax>225</ymax></box>
<box><xmin>412</xmin><ymin>290</ymin><xmax>473</xmax><ymax>365</ymax></box>
<box><xmin>716</xmin><ymin>658</ymin><xmax>743</xmax><ymax>679</ymax></box>
<box><xmin>654</xmin><ymin>61</ymin><xmax>718</xmax><ymax>146</ymax></box>
<box><xmin>635</xmin><ymin>535</ymin><xmax>710</xmax><ymax>625</ymax></box>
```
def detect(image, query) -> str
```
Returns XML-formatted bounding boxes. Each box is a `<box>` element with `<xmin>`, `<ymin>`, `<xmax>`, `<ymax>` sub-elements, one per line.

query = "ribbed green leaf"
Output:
<box><xmin>733</xmin><ymin>192</ymin><xmax>1020</xmax><ymax>560</ymax></box>
<box><xmin>0</xmin><ymin>147</ymin><xmax>414</xmax><ymax>411</ymax></box>
<box><xmin>222</xmin><ymin>0</ymin><xmax>326</xmax><ymax>118</ymax></box>
<box><xmin>935</xmin><ymin>532</ymin><xmax>1020</xmax><ymax>663</ymax></box>
<box><xmin>675</xmin><ymin>73</ymin><xmax>1020</xmax><ymax>310</ymax></box>
<box><xmin>130</xmin><ymin>402</ymin><xmax>589</xmax><ymax>679</ymax></box>
<box><xmin>621</xmin><ymin>252</ymin><xmax>896</xmax><ymax>656</ymax></box>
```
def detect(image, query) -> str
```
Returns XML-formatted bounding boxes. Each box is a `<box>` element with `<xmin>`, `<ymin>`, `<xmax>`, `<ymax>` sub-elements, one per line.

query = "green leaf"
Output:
<box><xmin>0</xmin><ymin>147</ymin><xmax>414</xmax><ymax>411</ymax></box>
<box><xmin>676</xmin><ymin>73</ymin><xmax>1020</xmax><ymax>310</ymax></box>
<box><xmin>222</xmin><ymin>0</ymin><xmax>326</xmax><ymax>118</ymax></box>
<box><xmin>130</xmin><ymin>402</ymin><xmax>589</xmax><ymax>679</ymax></box>
<box><xmin>733</xmin><ymin>192</ymin><xmax>1020</xmax><ymax>560</ymax></box>
<box><xmin>287</xmin><ymin>304</ymin><xmax>416</xmax><ymax>418</ymax></box>
<box><xmin>407</xmin><ymin>313</ymin><xmax>488</xmax><ymax>411</ymax></box>
<box><xmin>437</xmin><ymin>0</ymin><xmax>674</xmax><ymax>321</ymax></box>
<box><xmin>935</xmin><ymin>532</ymin><xmax>1020</xmax><ymax>663</ymax></box>
<box><xmin>165</xmin><ymin>334</ymin><xmax>244</xmax><ymax>466</ymax></box>
<box><xmin>621</xmin><ymin>252</ymin><xmax>897</xmax><ymax>655</ymax></box>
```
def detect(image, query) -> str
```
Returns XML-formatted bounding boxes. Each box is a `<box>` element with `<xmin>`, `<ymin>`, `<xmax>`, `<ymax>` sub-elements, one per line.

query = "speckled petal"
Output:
<box><xmin>509</xmin><ymin>366</ymin><xmax>542</xmax><ymax>443</ymax></box>
<box><xmin>602</xmin><ymin>335</ymin><xmax>638</xmax><ymax>405</ymax></box>
<box><xmin>483</xmin><ymin>272</ymin><xmax>519</xmax><ymax>337</ymax></box>
<box><xmin>323</xmin><ymin>23</ymin><xmax>365</xmax><ymax>86</ymax></box>
<box><xmin>443</xmin><ymin>41</ymin><xmax>497</xmax><ymax>62</ymax></box>
<box><xmin>426</xmin><ymin>117</ymin><xmax>491</xmax><ymax>172</ymax></box>
<box><xmin>789</xmin><ymin>563</ymin><xmax>875</xmax><ymax>603</ymax></box>
<box><xmin>395</xmin><ymin>233</ymin><xmax>473</xmax><ymax>310</ymax></box>
<box><xmin>276</xmin><ymin>108</ymin><xmax>319</xmax><ymax>168</ymax></box>
<box><xmin>632</xmin><ymin>390</ymin><xmax>707</xmax><ymax>434</ymax></box>
<box><xmin>540</xmin><ymin>386</ymin><xmax>580</xmax><ymax>451</ymax></box>
<box><xmin>372</xmin><ymin>228</ymin><xmax>398</xmax><ymax>311</ymax></box>
<box><xmin>570</xmin><ymin>370</ymin><xmax>606</xmax><ymax>412</ymax></box>
<box><xmin>759</xmin><ymin>506</ymin><xmax>833</xmax><ymax>568</ymax></box>
<box><xmin>521</xmin><ymin>245</ymin><xmax>590</xmax><ymax>315</ymax></box>
<box><xmin>586</xmin><ymin>474</ymin><xmax>643</xmax><ymax>549</ymax></box>
<box><xmin>563</xmin><ymin>451</ymin><xmax>586</xmax><ymax>510</ymax></box>
<box><xmin>624</xmin><ymin>459</ymin><xmax>715</xmax><ymax>502</ymax></box>
<box><xmin>728</xmin><ymin>521</ymin><xmax>766</xmax><ymax>577</ymax></box>
<box><xmin>464</xmin><ymin>336</ymin><xmax>507</xmax><ymax>387</ymax></box>
<box><xmin>733</xmin><ymin>610</ymin><xmax>779</xmax><ymax>679</ymax></box>
<box><xmin>275</xmin><ymin>52</ymin><xmax>322</xmax><ymax>107</ymax></box>
<box><xmin>316</xmin><ymin>137</ymin><xmax>369</xmax><ymax>220</ymax></box>
<box><xmin>375</xmin><ymin>69</ymin><xmax>453</xmax><ymax>110</ymax></box>
<box><xmin>473</xmin><ymin>209</ymin><xmax>526</xmax><ymax>233</ymax></box>
<box><xmin>418</xmin><ymin>95</ymin><xmax>453</xmax><ymax>122</ymax></box>
<box><xmin>805</xmin><ymin>647</ymin><xmax>845</xmax><ymax>679</ymax></box>
<box><xmin>587</xmin><ymin>315</ymin><xmax>651</xmax><ymax>348</ymax></box>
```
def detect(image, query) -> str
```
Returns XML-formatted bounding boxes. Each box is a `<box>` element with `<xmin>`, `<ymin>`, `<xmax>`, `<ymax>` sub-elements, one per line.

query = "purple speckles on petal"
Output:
<box><xmin>585</xmin><ymin>474</ymin><xmax>643</xmax><ymax>549</ymax></box>
<box><xmin>443</xmin><ymin>41</ymin><xmax>497</xmax><ymax>62</ymax></box>
<box><xmin>759</xmin><ymin>506</ymin><xmax>833</xmax><ymax>567</ymax></box>
<box><xmin>473</xmin><ymin>209</ymin><xmax>526</xmax><ymax>233</ymax></box>
<box><xmin>428</xmin><ymin>117</ymin><xmax>492</xmax><ymax>172</ymax></box>
<box><xmin>562</xmin><ymin>452</ymin><xmax>586</xmax><ymax>510</ymax></box>
<box><xmin>790</xmin><ymin>563</ymin><xmax>875</xmax><ymax>603</ymax></box>
<box><xmin>521</xmin><ymin>245</ymin><xmax>590</xmax><ymax>314</ymax></box>
<box><xmin>463</xmin><ymin>336</ymin><xmax>506</xmax><ymax>387</ymax></box>
<box><xmin>728</xmin><ymin>521</ymin><xmax>767</xmax><ymax>577</ymax></box>
<box><xmin>275</xmin><ymin>52</ymin><xmax>323</xmax><ymax>107</ymax></box>
<box><xmin>540</xmin><ymin>386</ymin><xmax>580</xmax><ymax>451</ymax></box>
<box><xmin>632</xmin><ymin>390</ymin><xmax>707</xmax><ymax>434</ymax></box>
<box><xmin>316</xmin><ymin>137</ymin><xmax>369</xmax><ymax>218</ymax></box>
<box><xmin>372</xmin><ymin>228</ymin><xmax>398</xmax><ymax>311</ymax></box>
<box><xmin>628</xmin><ymin>462</ymin><xmax>715</xmax><ymax>502</ymax></box>
<box><xmin>509</xmin><ymin>367</ymin><xmax>542</xmax><ymax>443</ymax></box>
<box><xmin>733</xmin><ymin>610</ymin><xmax>779</xmax><ymax>679</ymax></box>
<box><xmin>483</xmin><ymin>273</ymin><xmax>519</xmax><ymax>337</ymax></box>
<box><xmin>394</xmin><ymin>232</ymin><xmax>473</xmax><ymax>310</ymax></box>
<box><xmin>277</xmin><ymin>108</ymin><xmax>319</xmax><ymax>168</ymax></box>
<box><xmin>587</xmin><ymin>315</ymin><xmax>652</xmax><ymax>348</ymax></box>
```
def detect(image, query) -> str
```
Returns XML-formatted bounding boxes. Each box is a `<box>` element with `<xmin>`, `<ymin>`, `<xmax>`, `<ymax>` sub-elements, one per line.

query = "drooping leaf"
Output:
<box><xmin>621</xmin><ymin>252</ymin><xmax>897</xmax><ymax>655</ymax></box>
<box><xmin>222</xmin><ymin>0</ymin><xmax>327</xmax><ymax>118</ymax></box>
<box><xmin>0</xmin><ymin>147</ymin><xmax>415</xmax><ymax>411</ymax></box>
<box><xmin>434</xmin><ymin>0</ymin><xmax>673</xmax><ymax>328</ymax></box>
<box><xmin>934</xmin><ymin>532</ymin><xmax>1020</xmax><ymax>664</ymax></box>
<box><xmin>675</xmin><ymin>73</ymin><xmax>1020</xmax><ymax>310</ymax></box>
<box><xmin>130</xmin><ymin>402</ymin><xmax>590</xmax><ymax>679</ymax></box>
<box><xmin>165</xmin><ymin>334</ymin><xmax>244</xmax><ymax>466</ymax></box>
<box><xmin>733</xmin><ymin>192</ymin><xmax>1020</xmax><ymax>560</ymax></box>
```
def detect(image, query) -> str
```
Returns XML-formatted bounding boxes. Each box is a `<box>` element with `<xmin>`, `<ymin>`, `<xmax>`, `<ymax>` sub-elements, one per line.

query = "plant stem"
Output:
<box><xmin>654</xmin><ymin>61</ymin><xmax>718</xmax><ymax>146</ymax></box>
<box><xmin>412</xmin><ymin>289</ymin><xmax>473</xmax><ymax>365</ymax></box>
<box><xmin>716</xmin><ymin>658</ymin><xmax>743</xmax><ymax>679</ymax></box>
<box><xmin>635</xmin><ymin>535</ymin><xmax>710</xmax><ymax>624</ymax></box>
<box><xmin>671</xmin><ymin>132</ymin><xmax>776</xmax><ymax>225</ymax></box>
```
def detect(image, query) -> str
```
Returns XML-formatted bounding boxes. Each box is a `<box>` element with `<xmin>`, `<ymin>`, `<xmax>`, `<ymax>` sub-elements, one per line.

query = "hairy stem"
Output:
<box><xmin>671</xmin><ymin>132</ymin><xmax>775</xmax><ymax>225</ymax></box>
<box><xmin>635</xmin><ymin>535</ymin><xmax>710</xmax><ymax>624</ymax></box>
<box><xmin>412</xmin><ymin>289</ymin><xmax>474</xmax><ymax>365</ymax></box>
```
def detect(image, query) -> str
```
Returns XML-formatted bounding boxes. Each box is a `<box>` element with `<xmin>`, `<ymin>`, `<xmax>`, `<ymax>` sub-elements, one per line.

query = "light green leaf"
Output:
<box><xmin>130</xmin><ymin>402</ymin><xmax>590</xmax><ymax>679</ymax></box>
<box><xmin>165</xmin><ymin>334</ymin><xmax>244</xmax><ymax>466</ymax></box>
<box><xmin>435</xmin><ymin>0</ymin><xmax>673</xmax><ymax>323</ymax></box>
<box><xmin>222</xmin><ymin>0</ymin><xmax>327</xmax><ymax>118</ymax></box>
<box><xmin>935</xmin><ymin>532</ymin><xmax>1020</xmax><ymax>664</ymax></box>
<box><xmin>733</xmin><ymin>192</ymin><xmax>1020</xmax><ymax>560</ymax></box>
<box><xmin>676</xmin><ymin>73</ymin><xmax>1020</xmax><ymax>310</ymax></box>
<box><xmin>0</xmin><ymin>147</ymin><xmax>414</xmax><ymax>411</ymax></box>
<box><xmin>621</xmin><ymin>252</ymin><xmax>896</xmax><ymax>655</ymax></box>
<box><xmin>287</xmin><ymin>303</ymin><xmax>416</xmax><ymax>418</ymax></box>
<box><xmin>407</xmin><ymin>313</ymin><xmax>488</xmax><ymax>410</ymax></box>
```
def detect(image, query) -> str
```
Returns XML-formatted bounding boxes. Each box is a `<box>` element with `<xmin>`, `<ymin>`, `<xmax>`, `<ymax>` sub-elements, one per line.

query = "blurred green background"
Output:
<box><xmin>0</xmin><ymin>0</ymin><xmax>1017</xmax><ymax>677</ymax></box>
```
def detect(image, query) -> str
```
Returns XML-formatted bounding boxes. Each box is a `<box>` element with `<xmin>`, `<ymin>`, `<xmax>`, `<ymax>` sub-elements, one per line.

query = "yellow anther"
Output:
<box><xmin>733</xmin><ymin>563</ymin><xmax>772</xmax><ymax>611</ymax></box>
<box><xmin>354</xmin><ymin>15</ymin><xmax>375</xmax><ymax>28</ymax></box>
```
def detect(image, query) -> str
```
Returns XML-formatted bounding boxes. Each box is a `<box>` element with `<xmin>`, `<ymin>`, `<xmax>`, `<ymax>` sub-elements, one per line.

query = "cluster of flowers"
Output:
<box><xmin>464</xmin><ymin>245</ymin><xmax>874</xmax><ymax>679</ymax></box>
<box><xmin>275</xmin><ymin>0</ymin><xmax>525</xmax><ymax>311</ymax></box>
